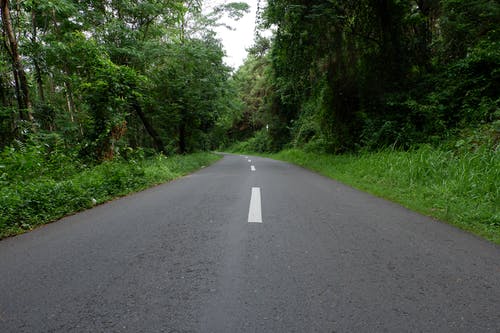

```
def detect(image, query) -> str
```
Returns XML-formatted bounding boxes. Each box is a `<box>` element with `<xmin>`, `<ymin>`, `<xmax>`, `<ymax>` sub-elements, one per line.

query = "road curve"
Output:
<box><xmin>0</xmin><ymin>154</ymin><xmax>499</xmax><ymax>332</ymax></box>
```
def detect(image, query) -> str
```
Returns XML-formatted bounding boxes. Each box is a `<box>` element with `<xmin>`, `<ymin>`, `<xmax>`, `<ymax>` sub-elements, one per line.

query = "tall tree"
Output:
<box><xmin>0</xmin><ymin>0</ymin><xmax>31</xmax><ymax>120</ymax></box>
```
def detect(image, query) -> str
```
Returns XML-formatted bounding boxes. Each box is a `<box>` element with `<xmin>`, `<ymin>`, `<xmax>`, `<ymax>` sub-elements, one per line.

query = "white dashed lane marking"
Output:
<box><xmin>248</xmin><ymin>187</ymin><xmax>262</xmax><ymax>223</ymax></box>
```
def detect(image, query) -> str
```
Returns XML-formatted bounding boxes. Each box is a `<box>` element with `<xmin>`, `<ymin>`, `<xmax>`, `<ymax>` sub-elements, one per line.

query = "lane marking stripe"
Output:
<box><xmin>248</xmin><ymin>187</ymin><xmax>262</xmax><ymax>223</ymax></box>
<box><xmin>248</xmin><ymin>159</ymin><xmax>251</xmax><ymax>163</ymax></box>
<box><xmin>251</xmin><ymin>165</ymin><xmax>256</xmax><ymax>171</ymax></box>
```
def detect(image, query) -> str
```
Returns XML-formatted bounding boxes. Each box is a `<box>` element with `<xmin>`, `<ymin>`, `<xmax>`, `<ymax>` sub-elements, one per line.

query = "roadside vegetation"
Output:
<box><xmin>0</xmin><ymin>145</ymin><xmax>220</xmax><ymax>239</ymax></box>
<box><xmin>228</xmin><ymin>124</ymin><xmax>499</xmax><ymax>243</ymax></box>
<box><xmin>1</xmin><ymin>0</ymin><xmax>498</xmax><ymax>242</ymax></box>
<box><xmin>0</xmin><ymin>1</ymin><xmax>244</xmax><ymax>238</ymax></box>
<box><xmin>226</xmin><ymin>0</ymin><xmax>499</xmax><ymax>243</ymax></box>
<box><xmin>262</xmin><ymin>146</ymin><xmax>499</xmax><ymax>243</ymax></box>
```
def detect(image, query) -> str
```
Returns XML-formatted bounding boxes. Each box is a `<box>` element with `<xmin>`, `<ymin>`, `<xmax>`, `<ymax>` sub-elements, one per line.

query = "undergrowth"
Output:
<box><xmin>0</xmin><ymin>150</ymin><xmax>220</xmax><ymax>239</ymax></box>
<box><xmin>229</xmin><ymin>126</ymin><xmax>499</xmax><ymax>244</ymax></box>
<box><xmin>267</xmin><ymin>147</ymin><xmax>499</xmax><ymax>244</ymax></box>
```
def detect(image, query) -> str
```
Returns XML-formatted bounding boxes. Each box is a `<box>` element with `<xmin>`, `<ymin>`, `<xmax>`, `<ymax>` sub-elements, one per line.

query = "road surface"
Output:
<box><xmin>0</xmin><ymin>154</ymin><xmax>499</xmax><ymax>332</ymax></box>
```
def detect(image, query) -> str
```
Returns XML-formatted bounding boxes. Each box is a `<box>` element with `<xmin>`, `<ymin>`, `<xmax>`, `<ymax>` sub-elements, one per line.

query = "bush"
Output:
<box><xmin>228</xmin><ymin>129</ymin><xmax>274</xmax><ymax>153</ymax></box>
<box><xmin>269</xmin><ymin>143</ymin><xmax>500</xmax><ymax>243</ymax></box>
<box><xmin>0</xmin><ymin>150</ymin><xmax>220</xmax><ymax>239</ymax></box>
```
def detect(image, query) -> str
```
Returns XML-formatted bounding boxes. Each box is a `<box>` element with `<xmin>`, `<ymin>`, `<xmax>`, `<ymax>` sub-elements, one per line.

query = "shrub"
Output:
<box><xmin>0</xmin><ymin>150</ymin><xmax>220</xmax><ymax>239</ymax></box>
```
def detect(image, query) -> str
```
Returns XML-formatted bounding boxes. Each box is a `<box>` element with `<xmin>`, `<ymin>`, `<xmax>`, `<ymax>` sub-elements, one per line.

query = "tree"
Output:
<box><xmin>150</xmin><ymin>37</ymin><xmax>232</xmax><ymax>153</ymax></box>
<box><xmin>245</xmin><ymin>0</ymin><xmax>500</xmax><ymax>152</ymax></box>
<box><xmin>0</xmin><ymin>0</ymin><xmax>32</xmax><ymax>121</ymax></box>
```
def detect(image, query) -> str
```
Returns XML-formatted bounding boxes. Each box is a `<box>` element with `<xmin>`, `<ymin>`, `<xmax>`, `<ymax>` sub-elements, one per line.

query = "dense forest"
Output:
<box><xmin>0</xmin><ymin>0</ymin><xmax>248</xmax><ymax>236</ymax></box>
<box><xmin>0</xmin><ymin>0</ymin><xmax>498</xmax><ymax>239</ymax></box>
<box><xmin>0</xmin><ymin>0</ymin><xmax>248</xmax><ymax>157</ymax></box>
<box><xmin>0</xmin><ymin>0</ymin><xmax>497</xmax><ymax>157</ymax></box>
<box><xmin>232</xmin><ymin>0</ymin><xmax>499</xmax><ymax>153</ymax></box>
<box><xmin>227</xmin><ymin>0</ymin><xmax>499</xmax><ymax>242</ymax></box>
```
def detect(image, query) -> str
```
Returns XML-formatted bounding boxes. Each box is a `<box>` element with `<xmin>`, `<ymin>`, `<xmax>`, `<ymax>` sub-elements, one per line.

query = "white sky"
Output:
<box><xmin>209</xmin><ymin>0</ymin><xmax>260</xmax><ymax>69</ymax></box>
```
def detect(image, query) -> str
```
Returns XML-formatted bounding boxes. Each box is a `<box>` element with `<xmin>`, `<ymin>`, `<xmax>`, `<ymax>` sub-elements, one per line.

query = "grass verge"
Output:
<box><xmin>239</xmin><ymin>147</ymin><xmax>499</xmax><ymax>244</ymax></box>
<box><xmin>0</xmin><ymin>152</ymin><xmax>221</xmax><ymax>239</ymax></box>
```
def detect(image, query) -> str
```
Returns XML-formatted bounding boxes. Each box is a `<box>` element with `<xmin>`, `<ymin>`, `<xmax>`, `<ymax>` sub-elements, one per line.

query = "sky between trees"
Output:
<box><xmin>210</xmin><ymin>0</ymin><xmax>259</xmax><ymax>69</ymax></box>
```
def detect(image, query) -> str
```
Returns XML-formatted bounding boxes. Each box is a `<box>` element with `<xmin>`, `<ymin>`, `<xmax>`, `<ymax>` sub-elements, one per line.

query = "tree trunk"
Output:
<box><xmin>10</xmin><ymin>61</ymin><xmax>23</xmax><ymax>115</ymax></box>
<box><xmin>0</xmin><ymin>0</ymin><xmax>32</xmax><ymax>120</ymax></box>
<box><xmin>31</xmin><ymin>9</ymin><xmax>45</xmax><ymax>103</ymax></box>
<box><xmin>64</xmin><ymin>80</ymin><xmax>76</xmax><ymax>123</ymax></box>
<box><xmin>131</xmin><ymin>97</ymin><xmax>166</xmax><ymax>153</ymax></box>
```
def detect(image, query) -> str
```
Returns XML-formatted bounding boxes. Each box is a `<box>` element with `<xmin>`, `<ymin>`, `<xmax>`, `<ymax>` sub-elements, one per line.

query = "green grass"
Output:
<box><xmin>0</xmin><ymin>152</ymin><xmax>221</xmax><ymax>239</ymax></box>
<box><xmin>238</xmin><ymin>147</ymin><xmax>500</xmax><ymax>244</ymax></box>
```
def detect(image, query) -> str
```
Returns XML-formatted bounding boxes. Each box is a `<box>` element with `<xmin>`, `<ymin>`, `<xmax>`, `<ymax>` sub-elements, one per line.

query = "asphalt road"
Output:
<box><xmin>0</xmin><ymin>154</ymin><xmax>499</xmax><ymax>332</ymax></box>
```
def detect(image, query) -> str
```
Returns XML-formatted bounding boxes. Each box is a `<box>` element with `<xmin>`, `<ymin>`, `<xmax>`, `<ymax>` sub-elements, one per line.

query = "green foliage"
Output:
<box><xmin>209</xmin><ymin>2</ymin><xmax>250</xmax><ymax>22</ymax></box>
<box><xmin>228</xmin><ymin>48</ymin><xmax>277</xmax><ymax>146</ymax></box>
<box><xmin>148</xmin><ymin>36</ymin><xmax>235</xmax><ymax>153</ymax></box>
<box><xmin>1</xmin><ymin>0</ymin><xmax>247</xmax><ymax>159</ymax></box>
<box><xmin>432</xmin><ymin>41</ymin><xmax>500</xmax><ymax>126</ymax></box>
<box><xmin>78</xmin><ymin>58</ymin><xmax>144</xmax><ymax>159</ymax></box>
<box><xmin>0</xmin><ymin>107</ymin><xmax>16</xmax><ymax>146</ymax></box>
<box><xmin>0</xmin><ymin>134</ymin><xmax>79</xmax><ymax>183</ymax></box>
<box><xmin>438</xmin><ymin>0</ymin><xmax>500</xmax><ymax>61</ymax></box>
<box><xmin>244</xmin><ymin>0</ymin><xmax>500</xmax><ymax>152</ymax></box>
<box><xmin>264</xmin><ymin>145</ymin><xmax>500</xmax><ymax>244</ymax></box>
<box><xmin>262</xmin><ymin>0</ymin><xmax>411</xmax><ymax>151</ymax></box>
<box><xmin>449</xmin><ymin>120</ymin><xmax>500</xmax><ymax>153</ymax></box>
<box><xmin>2</xmin><ymin>0</ymin><xmax>498</xmax><ymax>244</ymax></box>
<box><xmin>0</xmin><ymin>148</ymin><xmax>220</xmax><ymax>239</ymax></box>
<box><xmin>228</xmin><ymin>129</ymin><xmax>274</xmax><ymax>153</ymax></box>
